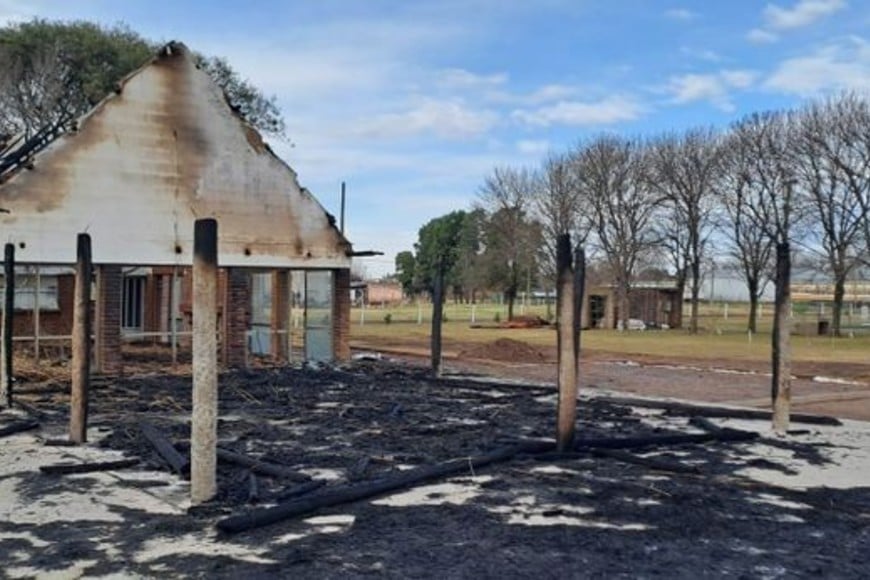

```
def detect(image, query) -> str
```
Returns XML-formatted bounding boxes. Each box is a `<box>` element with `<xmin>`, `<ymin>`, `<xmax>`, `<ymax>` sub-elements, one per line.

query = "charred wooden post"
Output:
<box><xmin>70</xmin><ymin>234</ymin><xmax>92</xmax><ymax>443</ymax></box>
<box><xmin>170</xmin><ymin>267</ymin><xmax>178</xmax><ymax>366</ymax></box>
<box><xmin>555</xmin><ymin>234</ymin><xmax>578</xmax><ymax>452</ymax></box>
<box><xmin>1</xmin><ymin>243</ymin><xmax>14</xmax><ymax>407</ymax></box>
<box><xmin>431</xmin><ymin>259</ymin><xmax>444</xmax><ymax>377</ymax></box>
<box><xmin>573</xmin><ymin>246</ymin><xmax>586</xmax><ymax>375</ymax></box>
<box><xmin>192</xmin><ymin>218</ymin><xmax>219</xmax><ymax>504</ymax></box>
<box><xmin>34</xmin><ymin>265</ymin><xmax>41</xmax><ymax>362</ymax></box>
<box><xmin>772</xmin><ymin>242</ymin><xmax>792</xmax><ymax>434</ymax></box>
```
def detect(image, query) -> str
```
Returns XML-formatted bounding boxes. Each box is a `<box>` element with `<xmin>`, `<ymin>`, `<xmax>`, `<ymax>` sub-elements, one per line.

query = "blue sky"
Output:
<box><xmin>2</xmin><ymin>0</ymin><xmax>868</xmax><ymax>276</ymax></box>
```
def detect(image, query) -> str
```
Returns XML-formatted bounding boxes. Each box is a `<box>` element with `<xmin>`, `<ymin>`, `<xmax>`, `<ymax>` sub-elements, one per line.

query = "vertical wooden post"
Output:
<box><xmin>573</xmin><ymin>246</ymin><xmax>586</xmax><ymax>377</ymax></box>
<box><xmin>192</xmin><ymin>219</ymin><xmax>218</xmax><ymax>504</ymax></box>
<box><xmin>1</xmin><ymin>243</ymin><xmax>14</xmax><ymax>408</ymax></box>
<box><xmin>556</xmin><ymin>234</ymin><xmax>577</xmax><ymax>452</ymax></box>
<box><xmin>70</xmin><ymin>234</ymin><xmax>92</xmax><ymax>443</ymax></box>
<box><xmin>431</xmin><ymin>260</ymin><xmax>444</xmax><ymax>377</ymax></box>
<box><xmin>170</xmin><ymin>267</ymin><xmax>178</xmax><ymax>366</ymax></box>
<box><xmin>772</xmin><ymin>242</ymin><xmax>791</xmax><ymax>434</ymax></box>
<box><xmin>34</xmin><ymin>265</ymin><xmax>41</xmax><ymax>363</ymax></box>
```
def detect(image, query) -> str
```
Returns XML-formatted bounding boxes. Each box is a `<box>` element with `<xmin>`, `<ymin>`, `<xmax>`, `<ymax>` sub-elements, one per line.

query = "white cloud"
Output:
<box><xmin>516</xmin><ymin>139</ymin><xmax>550</xmax><ymax>156</ymax></box>
<box><xmin>763</xmin><ymin>0</ymin><xmax>846</xmax><ymax>30</ymax></box>
<box><xmin>666</xmin><ymin>69</ymin><xmax>758</xmax><ymax>111</ymax></box>
<box><xmin>436</xmin><ymin>68</ymin><xmax>508</xmax><ymax>90</ymax></box>
<box><xmin>355</xmin><ymin>99</ymin><xmax>499</xmax><ymax>140</ymax></box>
<box><xmin>511</xmin><ymin>95</ymin><xmax>645</xmax><ymax>127</ymax></box>
<box><xmin>765</xmin><ymin>37</ymin><xmax>870</xmax><ymax>94</ymax></box>
<box><xmin>747</xmin><ymin>28</ymin><xmax>780</xmax><ymax>43</ymax></box>
<box><xmin>665</xmin><ymin>8</ymin><xmax>697</xmax><ymax>21</ymax></box>
<box><xmin>680</xmin><ymin>47</ymin><xmax>723</xmax><ymax>62</ymax></box>
<box><xmin>488</xmin><ymin>83</ymin><xmax>581</xmax><ymax>106</ymax></box>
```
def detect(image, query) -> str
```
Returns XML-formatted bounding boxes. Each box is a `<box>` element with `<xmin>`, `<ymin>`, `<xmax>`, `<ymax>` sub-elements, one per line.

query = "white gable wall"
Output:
<box><xmin>0</xmin><ymin>45</ymin><xmax>350</xmax><ymax>269</ymax></box>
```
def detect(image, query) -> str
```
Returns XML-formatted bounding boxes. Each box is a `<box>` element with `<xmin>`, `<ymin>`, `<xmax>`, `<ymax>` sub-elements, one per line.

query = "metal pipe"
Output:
<box><xmin>340</xmin><ymin>181</ymin><xmax>346</xmax><ymax>234</ymax></box>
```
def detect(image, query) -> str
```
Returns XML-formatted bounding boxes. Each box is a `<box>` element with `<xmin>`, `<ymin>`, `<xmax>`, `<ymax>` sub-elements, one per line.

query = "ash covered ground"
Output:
<box><xmin>1</xmin><ymin>358</ymin><xmax>869</xmax><ymax>578</ymax></box>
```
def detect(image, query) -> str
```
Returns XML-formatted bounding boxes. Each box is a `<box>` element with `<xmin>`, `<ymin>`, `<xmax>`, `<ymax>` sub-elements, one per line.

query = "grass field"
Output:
<box><xmin>350</xmin><ymin>301</ymin><xmax>870</xmax><ymax>366</ymax></box>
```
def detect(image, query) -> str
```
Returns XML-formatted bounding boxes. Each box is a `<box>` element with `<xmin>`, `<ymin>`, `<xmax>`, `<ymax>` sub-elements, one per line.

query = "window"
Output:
<box><xmin>122</xmin><ymin>276</ymin><xmax>145</xmax><ymax>330</ymax></box>
<box><xmin>0</xmin><ymin>274</ymin><xmax>60</xmax><ymax>311</ymax></box>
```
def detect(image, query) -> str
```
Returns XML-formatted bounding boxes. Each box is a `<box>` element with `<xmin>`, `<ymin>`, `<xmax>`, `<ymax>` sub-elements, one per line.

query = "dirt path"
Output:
<box><xmin>352</xmin><ymin>338</ymin><xmax>870</xmax><ymax>421</ymax></box>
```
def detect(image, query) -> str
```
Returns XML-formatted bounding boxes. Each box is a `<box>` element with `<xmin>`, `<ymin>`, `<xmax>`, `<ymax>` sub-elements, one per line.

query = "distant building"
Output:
<box><xmin>351</xmin><ymin>280</ymin><xmax>404</xmax><ymax>306</ymax></box>
<box><xmin>584</xmin><ymin>281</ymin><xmax>683</xmax><ymax>330</ymax></box>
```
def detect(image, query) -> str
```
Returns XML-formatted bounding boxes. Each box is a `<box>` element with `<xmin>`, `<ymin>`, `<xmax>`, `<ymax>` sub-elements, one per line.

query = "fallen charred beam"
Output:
<box><xmin>140</xmin><ymin>422</ymin><xmax>190</xmax><ymax>475</ymax></box>
<box><xmin>0</xmin><ymin>419</ymin><xmax>39</xmax><ymax>438</ymax></box>
<box><xmin>217</xmin><ymin>440</ymin><xmax>555</xmax><ymax>534</ymax></box>
<box><xmin>43</xmin><ymin>438</ymin><xmax>78</xmax><ymax>447</ymax></box>
<box><xmin>40</xmin><ymin>458</ymin><xmax>139</xmax><ymax>475</ymax></box>
<box><xmin>248</xmin><ymin>473</ymin><xmax>260</xmax><ymax>504</ymax></box>
<box><xmin>216</xmin><ymin>448</ymin><xmax>311</xmax><ymax>482</ymax></box>
<box><xmin>596</xmin><ymin>396</ymin><xmax>842</xmax><ymax>426</ymax></box>
<box><xmin>688</xmin><ymin>416</ymin><xmax>725</xmax><ymax>434</ymax></box>
<box><xmin>589</xmin><ymin>448</ymin><xmax>701</xmax><ymax>474</ymax></box>
<box><xmin>574</xmin><ymin>428</ymin><xmax>757</xmax><ymax>451</ymax></box>
<box><xmin>532</xmin><ymin>447</ymin><xmax>701</xmax><ymax>475</ymax></box>
<box><xmin>273</xmin><ymin>480</ymin><xmax>326</xmax><ymax>502</ymax></box>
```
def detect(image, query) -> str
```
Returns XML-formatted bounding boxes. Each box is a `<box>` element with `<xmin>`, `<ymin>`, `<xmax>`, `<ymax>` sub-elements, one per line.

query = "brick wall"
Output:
<box><xmin>95</xmin><ymin>265</ymin><xmax>123</xmax><ymax>375</ymax></box>
<box><xmin>332</xmin><ymin>268</ymin><xmax>351</xmax><ymax>362</ymax></box>
<box><xmin>5</xmin><ymin>274</ymin><xmax>76</xmax><ymax>338</ymax></box>
<box><xmin>222</xmin><ymin>268</ymin><xmax>249</xmax><ymax>368</ymax></box>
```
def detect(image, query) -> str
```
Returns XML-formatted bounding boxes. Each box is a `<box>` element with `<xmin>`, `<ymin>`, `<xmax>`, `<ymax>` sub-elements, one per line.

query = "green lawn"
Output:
<box><xmin>350</xmin><ymin>301</ymin><xmax>870</xmax><ymax>366</ymax></box>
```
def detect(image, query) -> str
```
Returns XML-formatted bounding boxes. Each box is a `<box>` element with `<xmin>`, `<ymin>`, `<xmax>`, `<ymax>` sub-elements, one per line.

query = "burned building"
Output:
<box><xmin>0</xmin><ymin>42</ymin><xmax>353</xmax><ymax>370</ymax></box>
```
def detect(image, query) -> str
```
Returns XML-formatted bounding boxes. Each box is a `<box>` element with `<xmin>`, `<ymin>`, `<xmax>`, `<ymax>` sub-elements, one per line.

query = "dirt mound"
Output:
<box><xmin>459</xmin><ymin>338</ymin><xmax>549</xmax><ymax>363</ymax></box>
<box><xmin>500</xmin><ymin>315</ymin><xmax>550</xmax><ymax>328</ymax></box>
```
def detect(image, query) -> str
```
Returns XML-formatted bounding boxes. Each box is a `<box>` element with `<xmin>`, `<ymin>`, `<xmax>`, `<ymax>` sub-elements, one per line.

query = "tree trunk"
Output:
<box><xmin>832</xmin><ymin>274</ymin><xmax>846</xmax><ymax>338</ymax></box>
<box><xmin>673</xmin><ymin>278</ymin><xmax>686</xmax><ymax>331</ymax></box>
<box><xmin>689</xmin><ymin>259</ymin><xmax>701</xmax><ymax>334</ymax></box>
<box><xmin>747</xmin><ymin>278</ymin><xmax>759</xmax><ymax>334</ymax></box>
<box><xmin>771</xmin><ymin>243</ymin><xmax>791</xmax><ymax>434</ymax></box>
<box><xmin>617</xmin><ymin>279</ymin><xmax>630</xmax><ymax>331</ymax></box>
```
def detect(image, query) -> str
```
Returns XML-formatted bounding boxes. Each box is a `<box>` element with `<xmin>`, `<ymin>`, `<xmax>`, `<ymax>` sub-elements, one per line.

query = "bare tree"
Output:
<box><xmin>478</xmin><ymin>166</ymin><xmax>539</xmax><ymax>320</ymax></box>
<box><xmin>533</xmin><ymin>151</ymin><xmax>591</xmax><ymax>281</ymax></box>
<box><xmin>718</xmin><ymin>136</ymin><xmax>776</xmax><ymax>334</ymax></box>
<box><xmin>647</xmin><ymin>128</ymin><xmax>723</xmax><ymax>333</ymax></box>
<box><xmin>792</xmin><ymin>94</ymin><xmax>870</xmax><ymax>336</ymax></box>
<box><xmin>729</xmin><ymin>111</ymin><xmax>805</xmax><ymax>434</ymax></box>
<box><xmin>578</xmin><ymin>136</ymin><xmax>660</xmax><ymax>331</ymax></box>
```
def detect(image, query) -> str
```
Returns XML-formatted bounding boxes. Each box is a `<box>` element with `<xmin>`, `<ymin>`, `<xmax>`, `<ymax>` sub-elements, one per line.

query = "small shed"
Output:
<box><xmin>583</xmin><ymin>282</ymin><xmax>683</xmax><ymax>330</ymax></box>
<box><xmin>0</xmin><ymin>42</ymin><xmax>353</xmax><ymax>370</ymax></box>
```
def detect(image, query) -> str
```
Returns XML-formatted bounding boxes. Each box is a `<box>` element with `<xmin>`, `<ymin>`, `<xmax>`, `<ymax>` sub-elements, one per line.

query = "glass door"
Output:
<box><xmin>304</xmin><ymin>271</ymin><xmax>333</xmax><ymax>362</ymax></box>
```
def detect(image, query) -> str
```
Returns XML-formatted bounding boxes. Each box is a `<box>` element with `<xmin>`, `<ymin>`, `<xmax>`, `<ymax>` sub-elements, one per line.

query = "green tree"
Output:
<box><xmin>414</xmin><ymin>211</ymin><xmax>469</xmax><ymax>295</ymax></box>
<box><xmin>0</xmin><ymin>19</ymin><xmax>285</xmax><ymax>144</ymax></box>
<box><xmin>454</xmin><ymin>208</ymin><xmax>486</xmax><ymax>303</ymax></box>
<box><xmin>394</xmin><ymin>250</ymin><xmax>418</xmax><ymax>297</ymax></box>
